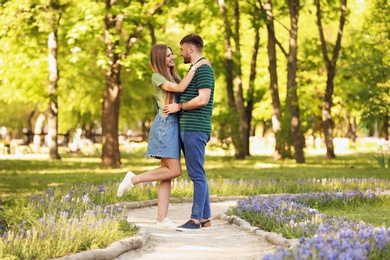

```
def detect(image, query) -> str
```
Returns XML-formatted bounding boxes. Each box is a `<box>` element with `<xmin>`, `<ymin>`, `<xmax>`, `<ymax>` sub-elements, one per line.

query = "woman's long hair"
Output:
<box><xmin>150</xmin><ymin>44</ymin><xmax>181</xmax><ymax>104</ymax></box>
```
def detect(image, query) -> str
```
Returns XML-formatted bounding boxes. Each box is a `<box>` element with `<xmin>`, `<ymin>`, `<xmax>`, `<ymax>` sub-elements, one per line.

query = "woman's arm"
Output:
<box><xmin>163</xmin><ymin>88</ymin><xmax>211</xmax><ymax>114</ymax></box>
<box><xmin>160</xmin><ymin>59</ymin><xmax>211</xmax><ymax>93</ymax></box>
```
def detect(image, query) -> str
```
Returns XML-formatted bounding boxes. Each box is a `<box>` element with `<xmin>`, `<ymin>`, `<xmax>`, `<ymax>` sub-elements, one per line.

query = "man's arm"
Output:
<box><xmin>163</xmin><ymin>88</ymin><xmax>211</xmax><ymax>114</ymax></box>
<box><xmin>181</xmin><ymin>88</ymin><xmax>211</xmax><ymax>111</ymax></box>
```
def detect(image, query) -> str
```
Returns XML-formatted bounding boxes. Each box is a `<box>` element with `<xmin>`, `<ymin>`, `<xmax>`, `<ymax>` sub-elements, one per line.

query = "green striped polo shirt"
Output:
<box><xmin>179</xmin><ymin>58</ymin><xmax>215</xmax><ymax>134</ymax></box>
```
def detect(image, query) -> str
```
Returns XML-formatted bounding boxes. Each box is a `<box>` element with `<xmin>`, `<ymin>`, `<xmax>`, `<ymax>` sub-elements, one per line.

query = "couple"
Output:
<box><xmin>117</xmin><ymin>34</ymin><xmax>215</xmax><ymax>231</ymax></box>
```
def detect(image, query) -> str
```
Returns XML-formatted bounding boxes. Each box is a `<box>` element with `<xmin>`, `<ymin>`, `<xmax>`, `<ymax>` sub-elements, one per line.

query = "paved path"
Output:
<box><xmin>114</xmin><ymin>200</ymin><xmax>280</xmax><ymax>260</ymax></box>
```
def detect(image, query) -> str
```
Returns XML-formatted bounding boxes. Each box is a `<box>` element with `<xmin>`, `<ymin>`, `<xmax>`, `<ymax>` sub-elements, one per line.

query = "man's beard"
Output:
<box><xmin>183</xmin><ymin>57</ymin><xmax>191</xmax><ymax>64</ymax></box>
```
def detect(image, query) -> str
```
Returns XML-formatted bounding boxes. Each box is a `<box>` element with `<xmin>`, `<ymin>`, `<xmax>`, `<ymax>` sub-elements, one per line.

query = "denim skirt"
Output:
<box><xmin>146</xmin><ymin>113</ymin><xmax>180</xmax><ymax>159</ymax></box>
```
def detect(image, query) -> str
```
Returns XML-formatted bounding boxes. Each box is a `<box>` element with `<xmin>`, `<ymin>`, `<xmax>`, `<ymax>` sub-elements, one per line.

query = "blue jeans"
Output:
<box><xmin>180</xmin><ymin>131</ymin><xmax>211</xmax><ymax>220</ymax></box>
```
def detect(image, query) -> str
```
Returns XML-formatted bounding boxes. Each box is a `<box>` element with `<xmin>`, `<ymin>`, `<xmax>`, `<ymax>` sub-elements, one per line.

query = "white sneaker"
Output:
<box><xmin>156</xmin><ymin>217</ymin><xmax>177</xmax><ymax>229</ymax></box>
<box><xmin>117</xmin><ymin>171</ymin><xmax>135</xmax><ymax>197</ymax></box>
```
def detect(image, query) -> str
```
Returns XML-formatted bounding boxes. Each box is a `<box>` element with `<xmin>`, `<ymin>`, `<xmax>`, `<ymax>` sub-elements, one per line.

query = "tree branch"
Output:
<box><xmin>124</xmin><ymin>0</ymin><xmax>168</xmax><ymax>57</ymax></box>
<box><xmin>315</xmin><ymin>0</ymin><xmax>330</xmax><ymax>64</ymax></box>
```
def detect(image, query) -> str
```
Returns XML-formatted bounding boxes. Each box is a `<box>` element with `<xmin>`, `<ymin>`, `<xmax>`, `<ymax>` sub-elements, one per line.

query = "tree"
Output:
<box><xmin>286</xmin><ymin>0</ymin><xmax>305</xmax><ymax>163</ymax></box>
<box><xmin>100</xmin><ymin>0</ymin><xmax>167</xmax><ymax>168</ymax></box>
<box><xmin>0</xmin><ymin>0</ymin><xmax>64</xmax><ymax>157</ymax></box>
<box><xmin>315</xmin><ymin>0</ymin><xmax>347</xmax><ymax>159</ymax></box>
<box><xmin>339</xmin><ymin>0</ymin><xmax>389</xmax><ymax>140</ymax></box>
<box><xmin>217</xmin><ymin>0</ymin><xmax>266</xmax><ymax>159</ymax></box>
<box><xmin>262</xmin><ymin>0</ymin><xmax>284</xmax><ymax>160</ymax></box>
<box><xmin>46</xmin><ymin>0</ymin><xmax>64</xmax><ymax>160</ymax></box>
<box><xmin>243</xmin><ymin>0</ymin><xmax>266</xmax><ymax>156</ymax></box>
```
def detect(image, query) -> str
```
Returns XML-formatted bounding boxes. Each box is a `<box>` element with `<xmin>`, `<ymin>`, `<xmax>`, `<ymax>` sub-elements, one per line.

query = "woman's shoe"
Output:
<box><xmin>117</xmin><ymin>171</ymin><xmax>135</xmax><ymax>197</ymax></box>
<box><xmin>156</xmin><ymin>217</ymin><xmax>177</xmax><ymax>229</ymax></box>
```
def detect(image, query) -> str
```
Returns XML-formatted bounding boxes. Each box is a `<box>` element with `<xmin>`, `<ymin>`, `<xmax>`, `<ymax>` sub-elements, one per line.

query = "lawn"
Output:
<box><xmin>1</xmin><ymin>145</ymin><xmax>388</xmax><ymax>198</ymax></box>
<box><xmin>1</xmin><ymin>144</ymin><xmax>390</xmax><ymax>259</ymax></box>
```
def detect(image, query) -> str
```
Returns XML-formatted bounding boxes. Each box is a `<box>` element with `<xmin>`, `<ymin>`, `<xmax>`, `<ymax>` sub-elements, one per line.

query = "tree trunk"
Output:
<box><xmin>232</xmin><ymin>0</ymin><xmax>248</xmax><ymax>159</ymax></box>
<box><xmin>384</xmin><ymin>114</ymin><xmax>389</xmax><ymax>141</ymax></box>
<box><xmin>101</xmin><ymin>25</ymin><xmax>122</xmax><ymax>168</ymax></box>
<box><xmin>264</xmin><ymin>0</ymin><xmax>283</xmax><ymax>160</ymax></box>
<box><xmin>101</xmin><ymin>71</ymin><xmax>122</xmax><ymax>168</ymax></box>
<box><xmin>322</xmin><ymin>70</ymin><xmax>336</xmax><ymax>158</ymax></box>
<box><xmin>245</xmin><ymin>6</ymin><xmax>261</xmax><ymax>156</ymax></box>
<box><xmin>287</xmin><ymin>0</ymin><xmax>305</xmax><ymax>163</ymax></box>
<box><xmin>101</xmin><ymin>7</ymin><xmax>123</xmax><ymax>168</ymax></box>
<box><xmin>217</xmin><ymin>0</ymin><xmax>245</xmax><ymax>159</ymax></box>
<box><xmin>374</xmin><ymin>120</ymin><xmax>379</xmax><ymax>138</ymax></box>
<box><xmin>33</xmin><ymin>113</ymin><xmax>46</xmax><ymax>150</ymax></box>
<box><xmin>315</xmin><ymin>0</ymin><xmax>347</xmax><ymax>159</ymax></box>
<box><xmin>47</xmin><ymin>31</ymin><xmax>60</xmax><ymax>160</ymax></box>
<box><xmin>218</xmin><ymin>0</ymin><xmax>235</xmax><ymax>109</ymax></box>
<box><xmin>347</xmin><ymin>113</ymin><xmax>357</xmax><ymax>148</ymax></box>
<box><xmin>25</xmin><ymin>111</ymin><xmax>35</xmax><ymax>145</ymax></box>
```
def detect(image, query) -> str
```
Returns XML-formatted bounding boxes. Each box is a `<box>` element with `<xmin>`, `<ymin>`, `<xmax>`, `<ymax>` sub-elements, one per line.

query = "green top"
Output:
<box><xmin>179</xmin><ymin>58</ymin><xmax>215</xmax><ymax>134</ymax></box>
<box><xmin>151</xmin><ymin>73</ymin><xmax>176</xmax><ymax>118</ymax></box>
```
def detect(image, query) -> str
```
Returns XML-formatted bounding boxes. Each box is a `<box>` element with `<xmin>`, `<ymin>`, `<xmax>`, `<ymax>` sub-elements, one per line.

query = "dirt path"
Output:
<box><xmin>114</xmin><ymin>200</ymin><xmax>280</xmax><ymax>260</ymax></box>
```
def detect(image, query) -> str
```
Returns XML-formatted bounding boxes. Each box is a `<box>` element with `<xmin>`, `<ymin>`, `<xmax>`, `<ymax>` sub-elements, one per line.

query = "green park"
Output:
<box><xmin>0</xmin><ymin>0</ymin><xmax>389</xmax><ymax>259</ymax></box>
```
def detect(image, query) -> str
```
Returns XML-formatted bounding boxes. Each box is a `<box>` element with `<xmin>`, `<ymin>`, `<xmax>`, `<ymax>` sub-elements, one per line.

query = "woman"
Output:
<box><xmin>117</xmin><ymin>44</ymin><xmax>210</xmax><ymax>228</ymax></box>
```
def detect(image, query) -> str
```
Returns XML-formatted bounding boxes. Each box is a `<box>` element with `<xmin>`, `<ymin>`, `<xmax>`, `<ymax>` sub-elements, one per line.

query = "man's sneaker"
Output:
<box><xmin>176</xmin><ymin>220</ymin><xmax>201</xmax><ymax>232</ymax></box>
<box><xmin>201</xmin><ymin>219</ymin><xmax>212</xmax><ymax>228</ymax></box>
<box><xmin>156</xmin><ymin>217</ymin><xmax>177</xmax><ymax>229</ymax></box>
<box><xmin>117</xmin><ymin>171</ymin><xmax>135</xmax><ymax>197</ymax></box>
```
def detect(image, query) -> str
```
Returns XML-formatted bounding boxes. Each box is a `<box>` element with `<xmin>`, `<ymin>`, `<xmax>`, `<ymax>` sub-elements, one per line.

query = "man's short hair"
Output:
<box><xmin>180</xmin><ymin>34</ymin><xmax>204</xmax><ymax>50</ymax></box>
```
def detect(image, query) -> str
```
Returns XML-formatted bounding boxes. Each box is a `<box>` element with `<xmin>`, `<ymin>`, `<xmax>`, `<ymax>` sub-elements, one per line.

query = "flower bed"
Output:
<box><xmin>2</xmin><ymin>178</ymin><xmax>390</xmax><ymax>259</ymax></box>
<box><xmin>230</xmin><ymin>190</ymin><xmax>390</xmax><ymax>259</ymax></box>
<box><xmin>0</xmin><ymin>184</ymin><xmax>137</xmax><ymax>259</ymax></box>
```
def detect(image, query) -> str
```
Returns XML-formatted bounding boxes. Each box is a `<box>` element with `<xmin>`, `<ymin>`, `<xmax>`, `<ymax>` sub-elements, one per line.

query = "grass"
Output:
<box><xmin>319</xmin><ymin>198</ymin><xmax>390</xmax><ymax>227</ymax></box>
<box><xmin>1</xmin><ymin>144</ymin><xmax>390</xmax><ymax>259</ymax></box>
<box><xmin>1</xmin><ymin>145</ymin><xmax>388</xmax><ymax>198</ymax></box>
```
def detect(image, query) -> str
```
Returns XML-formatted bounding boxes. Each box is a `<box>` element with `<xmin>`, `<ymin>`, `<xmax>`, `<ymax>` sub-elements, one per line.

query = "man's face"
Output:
<box><xmin>180</xmin><ymin>43</ymin><xmax>192</xmax><ymax>64</ymax></box>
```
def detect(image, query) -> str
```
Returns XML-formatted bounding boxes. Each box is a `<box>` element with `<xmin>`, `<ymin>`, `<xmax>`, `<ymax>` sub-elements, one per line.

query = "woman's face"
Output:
<box><xmin>165</xmin><ymin>48</ymin><xmax>175</xmax><ymax>68</ymax></box>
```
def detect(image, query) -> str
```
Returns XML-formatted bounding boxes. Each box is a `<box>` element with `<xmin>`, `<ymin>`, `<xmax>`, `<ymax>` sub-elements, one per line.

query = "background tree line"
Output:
<box><xmin>0</xmin><ymin>0</ymin><xmax>388</xmax><ymax>168</ymax></box>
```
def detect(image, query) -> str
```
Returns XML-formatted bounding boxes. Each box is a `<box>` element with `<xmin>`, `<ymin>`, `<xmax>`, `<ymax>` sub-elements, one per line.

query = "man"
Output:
<box><xmin>166</xmin><ymin>34</ymin><xmax>215</xmax><ymax>231</ymax></box>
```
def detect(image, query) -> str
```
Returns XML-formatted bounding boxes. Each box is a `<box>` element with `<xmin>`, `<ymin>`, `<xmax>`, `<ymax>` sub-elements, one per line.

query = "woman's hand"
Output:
<box><xmin>163</xmin><ymin>103</ymin><xmax>180</xmax><ymax>114</ymax></box>
<box><xmin>195</xmin><ymin>59</ymin><xmax>212</xmax><ymax>69</ymax></box>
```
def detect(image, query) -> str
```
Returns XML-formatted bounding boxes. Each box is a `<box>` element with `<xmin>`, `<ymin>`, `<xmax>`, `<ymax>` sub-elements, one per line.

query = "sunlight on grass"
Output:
<box><xmin>254</xmin><ymin>163</ymin><xmax>281</xmax><ymax>168</ymax></box>
<box><xmin>1</xmin><ymin>150</ymin><xmax>388</xmax><ymax>198</ymax></box>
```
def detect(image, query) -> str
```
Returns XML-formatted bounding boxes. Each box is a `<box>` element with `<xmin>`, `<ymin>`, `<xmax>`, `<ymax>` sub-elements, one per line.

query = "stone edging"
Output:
<box><xmin>54</xmin><ymin>195</ymin><xmax>296</xmax><ymax>259</ymax></box>
<box><xmin>52</xmin><ymin>231</ymin><xmax>150</xmax><ymax>260</ymax></box>
<box><xmin>215</xmin><ymin>213</ymin><xmax>299</xmax><ymax>249</ymax></box>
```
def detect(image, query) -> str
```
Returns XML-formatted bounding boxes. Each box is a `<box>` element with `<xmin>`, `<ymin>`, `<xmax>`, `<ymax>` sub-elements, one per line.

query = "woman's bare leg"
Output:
<box><xmin>156</xmin><ymin>158</ymin><xmax>181</xmax><ymax>221</ymax></box>
<box><xmin>157</xmin><ymin>179</ymin><xmax>172</xmax><ymax>221</ymax></box>
<box><xmin>131</xmin><ymin>158</ymin><xmax>181</xmax><ymax>185</ymax></box>
<box><xmin>118</xmin><ymin>158</ymin><xmax>181</xmax><ymax>219</ymax></box>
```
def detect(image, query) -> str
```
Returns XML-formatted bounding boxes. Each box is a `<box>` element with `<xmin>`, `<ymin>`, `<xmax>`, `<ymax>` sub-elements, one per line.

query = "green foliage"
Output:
<box><xmin>0</xmin><ymin>0</ymin><xmax>388</xmax><ymax>160</ymax></box>
<box><xmin>372</xmin><ymin>151</ymin><xmax>390</xmax><ymax>169</ymax></box>
<box><xmin>337</xmin><ymin>0</ymin><xmax>389</xmax><ymax>136</ymax></box>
